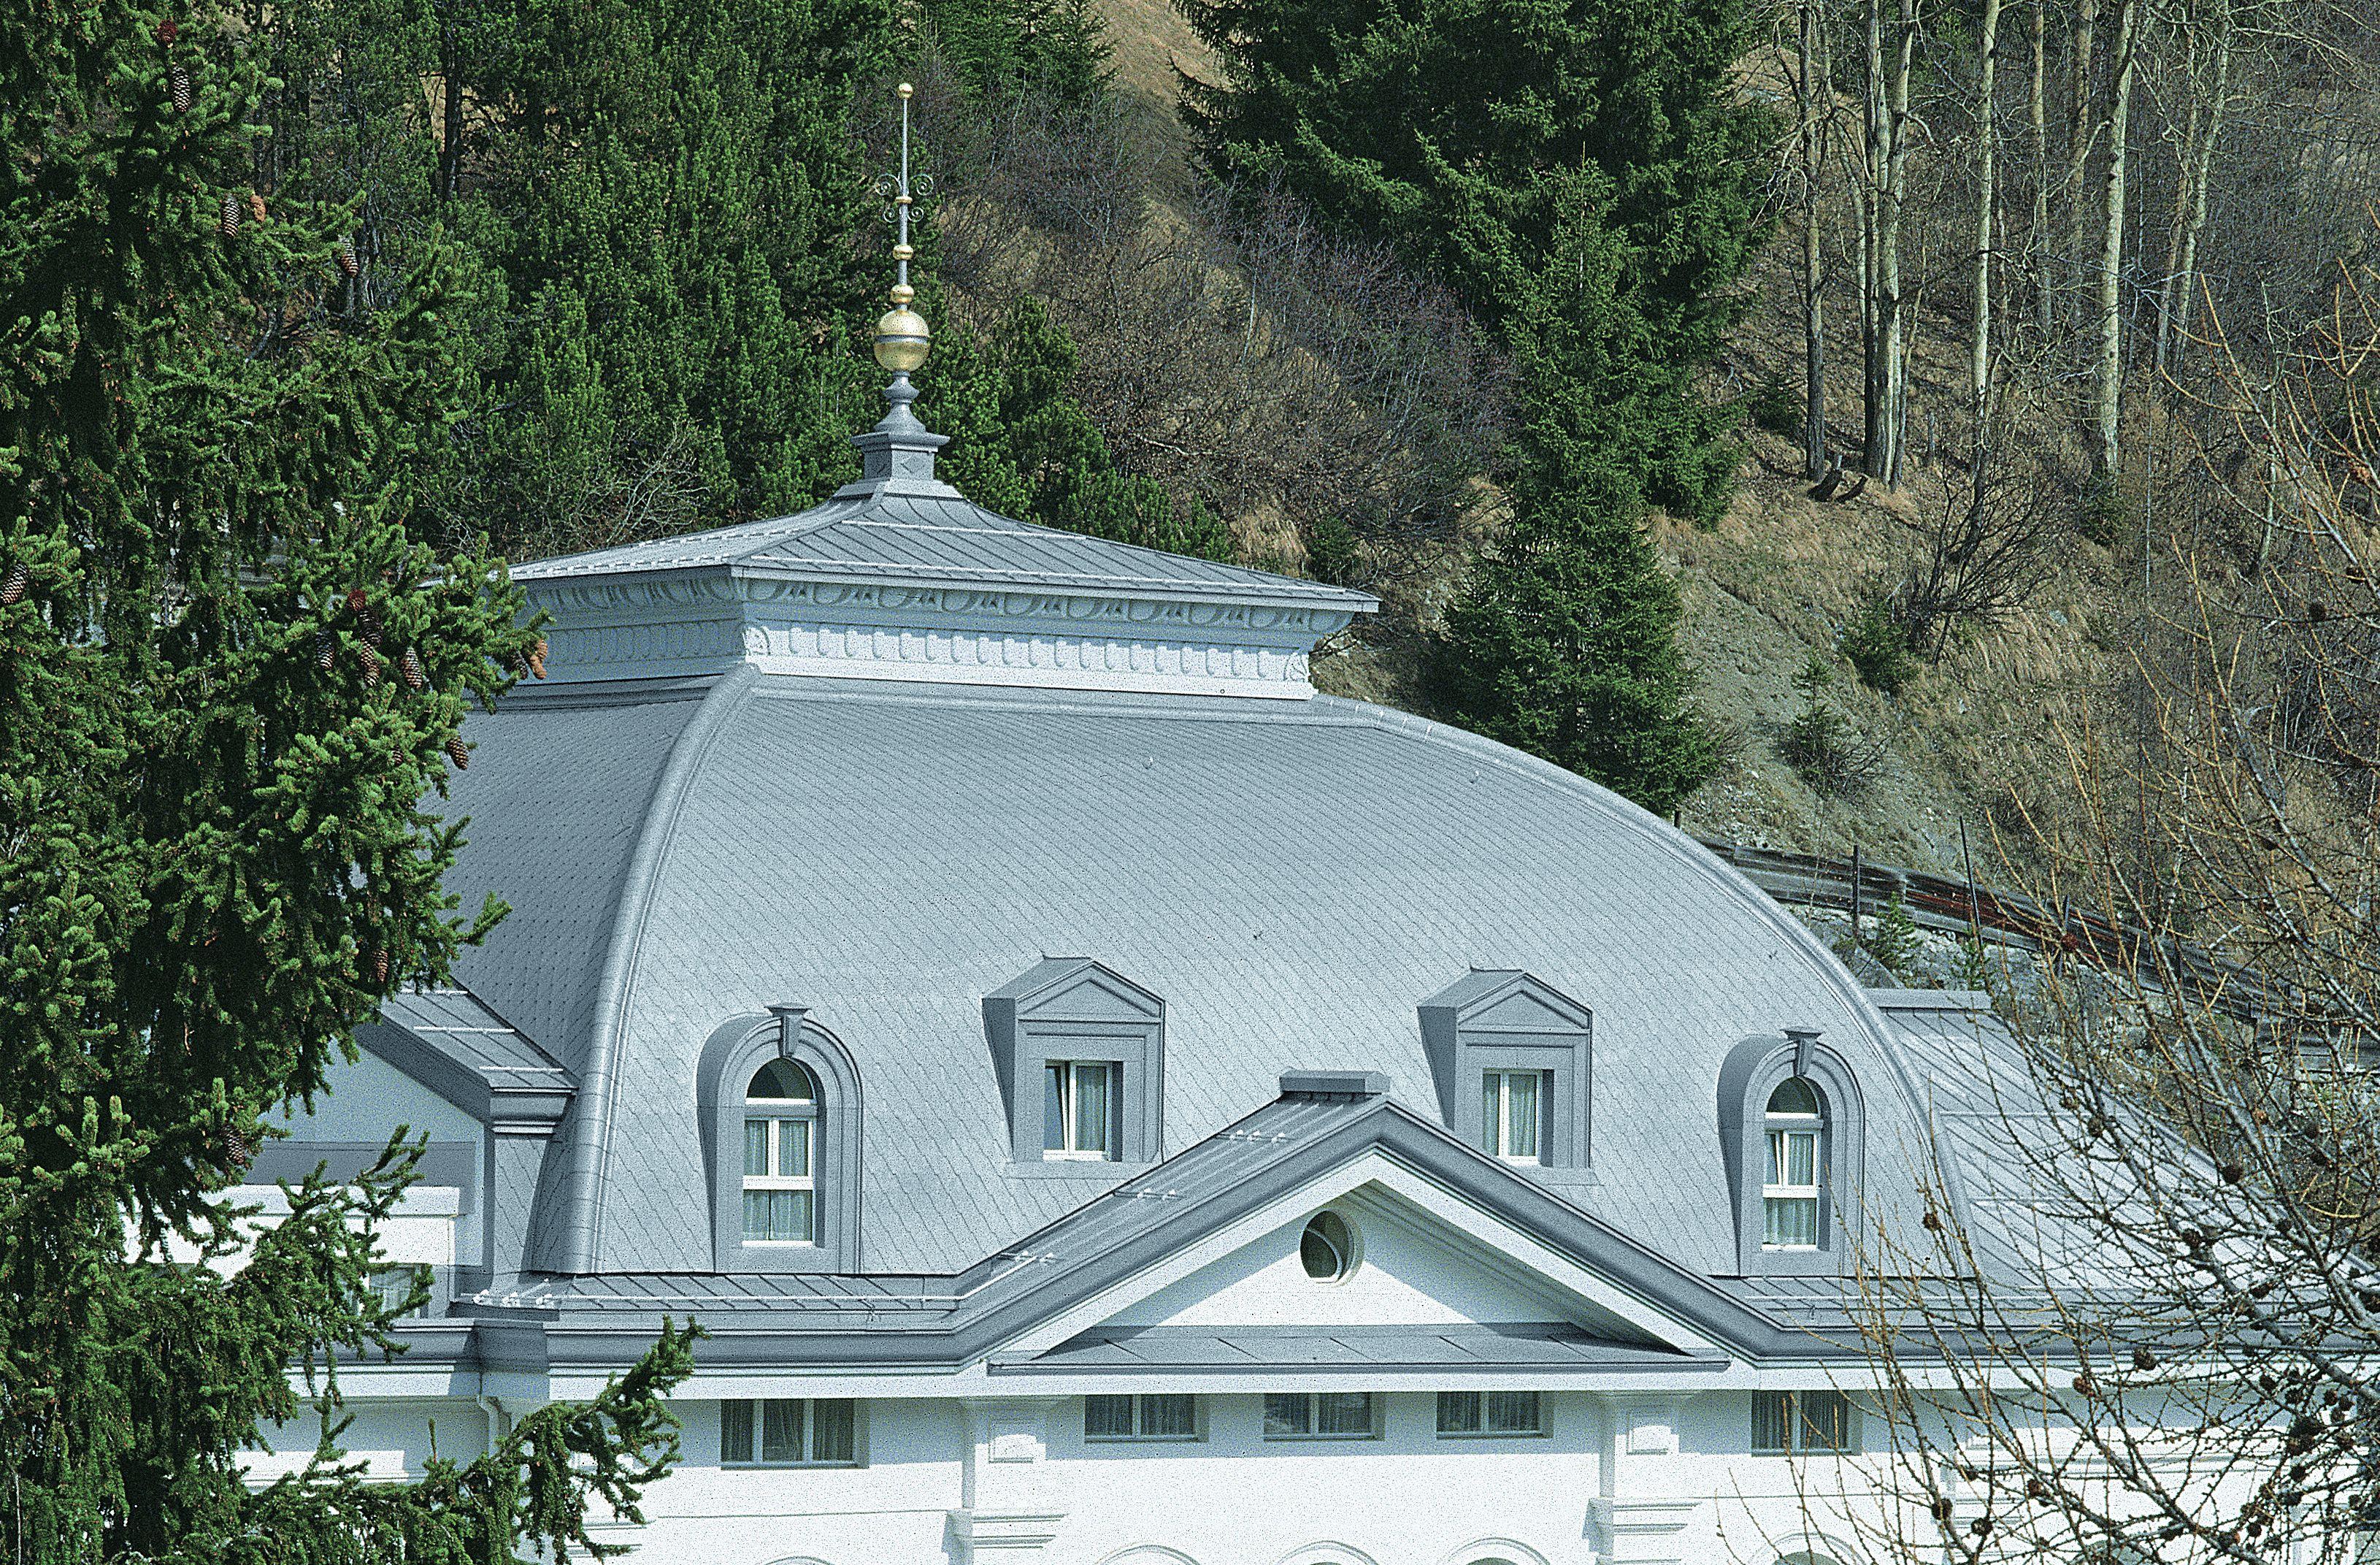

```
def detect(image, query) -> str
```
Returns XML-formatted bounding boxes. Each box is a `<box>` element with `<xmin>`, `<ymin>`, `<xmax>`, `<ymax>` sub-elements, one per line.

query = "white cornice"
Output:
<box><xmin>524</xmin><ymin>574</ymin><xmax>1353</xmax><ymax>698</ymax></box>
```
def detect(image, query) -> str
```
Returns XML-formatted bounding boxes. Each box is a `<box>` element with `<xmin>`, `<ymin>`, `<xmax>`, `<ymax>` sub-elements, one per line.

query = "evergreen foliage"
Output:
<box><xmin>1181</xmin><ymin>0</ymin><xmax>1767</xmax><ymax>521</ymax></box>
<box><xmin>1432</xmin><ymin>185</ymin><xmax>1719</xmax><ymax>816</ymax></box>
<box><xmin>1188</xmin><ymin>0</ymin><xmax>1765</xmax><ymax>808</ymax></box>
<box><xmin>924</xmin><ymin>296</ymin><xmax>1232</xmax><ymax>559</ymax></box>
<box><xmin>0</xmin><ymin>4</ymin><xmax>690</xmax><ymax>1560</ymax></box>
<box><xmin>456</xmin><ymin>0</ymin><xmax>896</xmax><ymax>555</ymax></box>
<box><xmin>921</xmin><ymin>0</ymin><xmax>1114</xmax><ymax>105</ymax></box>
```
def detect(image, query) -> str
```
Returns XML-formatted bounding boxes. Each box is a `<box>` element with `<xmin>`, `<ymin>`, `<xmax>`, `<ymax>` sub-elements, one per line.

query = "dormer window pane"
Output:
<box><xmin>1762</xmin><ymin>1076</ymin><xmax>1825</xmax><ymax>1250</ymax></box>
<box><xmin>743</xmin><ymin>1060</ymin><xmax>819</xmax><ymax>1244</ymax></box>
<box><xmin>1483</xmin><ymin>1069</ymin><xmax>1547</xmax><ymax>1163</ymax></box>
<box><xmin>1043</xmin><ymin>1060</ymin><xmax>1118</xmax><ymax>1160</ymax></box>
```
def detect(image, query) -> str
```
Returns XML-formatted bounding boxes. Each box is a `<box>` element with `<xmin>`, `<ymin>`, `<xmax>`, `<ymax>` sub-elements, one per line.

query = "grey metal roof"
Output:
<box><xmin>448</xmin><ymin>1090</ymin><xmax>1855</xmax><ymax>1371</ymax></box>
<box><xmin>434</xmin><ymin>671</ymin><xmax>1932</xmax><ymax>1280</ymax></box>
<box><xmin>360</xmin><ymin>985</ymin><xmax>573</xmax><ymax>1125</ymax></box>
<box><xmin>509</xmin><ymin>489</ymin><xmax>1376</xmax><ymax>613</ymax></box>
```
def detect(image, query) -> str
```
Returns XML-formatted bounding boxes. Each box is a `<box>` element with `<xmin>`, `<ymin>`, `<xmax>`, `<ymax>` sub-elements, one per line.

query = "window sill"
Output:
<box><xmin>1002</xmin><ymin>1160</ymin><xmax>1157</xmax><ymax>1182</ymax></box>
<box><xmin>1261</xmin><ymin>1433</ymin><xmax>1381</xmax><ymax>1443</ymax></box>
<box><xmin>741</xmin><ymin>1239</ymin><xmax>820</xmax><ymax>1249</ymax></box>
<box><xmin>1083</xmin><ymin>1435</ymin><xmax>1204</xmax><ymax>1445</ymax></box>
<box><xmin>1435</xmin><ymin>1429</ymin><xmax>1547</xmax><ymax>1441</ymax></box>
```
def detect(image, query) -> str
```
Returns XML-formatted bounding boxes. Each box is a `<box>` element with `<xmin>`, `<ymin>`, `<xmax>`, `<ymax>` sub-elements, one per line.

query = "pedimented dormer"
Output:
<box><xmin>985</xmin><ymin>957</ymin><xmax>1165</xmax><ymax>1168</ymax></box>
<box><xmin>1418</xmin><ymin>971</ymin><xmax>1594</xmax><ymax>1176</ymax></box>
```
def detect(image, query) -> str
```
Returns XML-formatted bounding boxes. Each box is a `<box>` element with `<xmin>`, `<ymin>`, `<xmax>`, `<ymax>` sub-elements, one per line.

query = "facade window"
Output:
<box><xmin>743</xmin><ymin>1059</ymin><xmax>819</xmax><ymax>1244</ymax></box>
<box><xmin>1263</xmin><ymin>1391</ymin><xmax>1378</xmax><ymax>1441</ymax></box>
<box><xmin>1435</xmin><ymin>1390</ymin><xmax>1542</xmax><ymax>1436</ymax></box>
<box><xmin>1084</xmin><ymin>1394</ymin><xmax>1200</xmax><ymax>1442</ymax></box>
<box><xmin>1762</xmin><ymin>1078</ymin><xmax>1824</xmax><ymax>1250</ymax></box>
<box><xmin>1481</xmin><ymin>1069</ymin><xmax>1548</xmax><ymax>1163</ymax></box>
<box><xmin>369</xmin><ymin>1266</ymin><xmax>429</xmax><ymax>1319</ymax></box>
<box><xmin>1299</xmin><ymin>1210</ymin><xmax>1358</xmax><ymax>1282</ymax></box>
<box><xmin>1043</xmin><ymin>1060</ymin><xmax>1121</xmax><ymax>1160</ymax></box>
<box><xmin>1751</xmin><ymin>1390</ymin><xmax>1856</xmax><ymax>1454</ymax></box>
<box><xmin>720</xmin><ymin>1398</ymin><xmax>859</xmax><ymax>1466</ymax></box>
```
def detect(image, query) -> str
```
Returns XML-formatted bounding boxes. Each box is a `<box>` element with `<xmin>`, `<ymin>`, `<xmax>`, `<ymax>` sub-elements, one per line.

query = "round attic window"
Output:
<box><xmin>1299</xmin><ymin>1210</ymin><xmax>1358</xmax><ymax>1282</ymax></box>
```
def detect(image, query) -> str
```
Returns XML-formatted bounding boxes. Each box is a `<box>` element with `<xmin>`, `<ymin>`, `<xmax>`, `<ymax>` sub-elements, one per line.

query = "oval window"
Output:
<box><xmin>1299</xmin><ymin>1210</ymin><xmax>1356</xmax><ymax>1282</ymax></box>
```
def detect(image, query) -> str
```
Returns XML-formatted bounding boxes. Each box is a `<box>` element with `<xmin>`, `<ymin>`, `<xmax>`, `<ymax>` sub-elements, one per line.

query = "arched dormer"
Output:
<box><xmin>696</xmin><ymin>1006</ymin><xmax>863</xmax><ymax>1270</ymax></box>
<box><xmin>1717</xmin><ymin>1027</ymin><xmax>1864</xmax><ymax>1274</ymax></box>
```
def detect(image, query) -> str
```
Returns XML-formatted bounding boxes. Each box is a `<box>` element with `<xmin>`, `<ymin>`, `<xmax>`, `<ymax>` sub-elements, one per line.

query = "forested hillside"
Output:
<box><xmin>71</xmin><ymin>0</ymin><xmax>2380</xmax><ymax>879</ymax></box>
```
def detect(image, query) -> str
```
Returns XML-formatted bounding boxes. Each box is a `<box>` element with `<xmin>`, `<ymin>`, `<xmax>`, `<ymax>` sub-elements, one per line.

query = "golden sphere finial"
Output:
<box><xmin>874</xmin><ymin>305</ymin><xmax>931</xmax><ymax>373</ymax></box>
<box><xmin>897</xmin><ymin>81</ymin><xmax>913</xmax><ymax>99</ymax></box>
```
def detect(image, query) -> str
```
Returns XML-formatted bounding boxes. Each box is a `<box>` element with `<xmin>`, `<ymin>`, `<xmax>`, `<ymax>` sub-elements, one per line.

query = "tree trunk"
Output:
<box><xmin>2029</xmin><ymin>0</ymin><xmax>2051</xmax><ymax>353</ymax></box>
<box><xmin>1863</xmin><ymin>0</ymin><xmax>1918</xmax><ymax>485</ymax></box>
<box><xmin>1796</xmin><ymin>0</ymin><xmax>1834</xmax><ymax>478</ymax></box>
<box><xmin>1973</xmin><ymin>0</ymin><xmax>2005</xmax><ymax>443</ymax></box>
<box><xmin>2092</xmin><ymin>0</ymin><xmax>2140</xmax><ymax>478</ymax></box>
<box><xmin>1863</xmin><ymin>0</ymin><xmax>1888</xmax><ymax>476</ymax></box>
<box><xmin>437</xmin><ymin>23</ymin><xmax>464</xmax><ymax>202</ymax></box>
<box><xmin>2157</xmin><ymin>0</ymin><xmax>2232</xmax><ymax>377</ymax></box>
<box><xmin>2062</xmin><ymin>0</ymin><xmax>2100</xmax><ymax>340</ymax></box>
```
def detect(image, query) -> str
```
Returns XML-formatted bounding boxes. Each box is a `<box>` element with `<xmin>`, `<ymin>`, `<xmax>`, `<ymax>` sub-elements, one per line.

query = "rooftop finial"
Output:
<box><xmin>872</xmin><ymin>83</ymin><xmax>931</xmax><ymax>377</ymax></box>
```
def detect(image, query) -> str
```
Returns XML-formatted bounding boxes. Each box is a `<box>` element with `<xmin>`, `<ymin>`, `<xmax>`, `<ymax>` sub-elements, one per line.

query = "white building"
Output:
<box><xmin>256</xmin><ymin>370</ymin><xmax>2049</xmax><ymax>1565</ymax></box>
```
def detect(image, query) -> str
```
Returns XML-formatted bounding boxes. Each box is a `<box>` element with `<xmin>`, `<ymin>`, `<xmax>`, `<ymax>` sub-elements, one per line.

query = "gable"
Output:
<box><xmin>1024</xmin><ymin>971</ymin><xmax>1162</xmax><ymax>1025</ymax></box>
<box><xmin>994</xmin><ymin>1147</ymin><xmax>1724</xmax><ymax>1362</ymax></box>
<box><xmin>1465</xmin><ymin>988</ymin><xmax>1589</xmax><ymax>1035</ymax></box>
<box><xmin>1107</xmin><ymin>1183</ymin><xmax>1604</xmax><ymax>1332</ymax></box>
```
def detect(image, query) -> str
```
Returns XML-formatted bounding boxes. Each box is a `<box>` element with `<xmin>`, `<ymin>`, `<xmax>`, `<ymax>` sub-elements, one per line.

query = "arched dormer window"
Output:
<box><xmin>699</xmin><ymin>1007</ymin><xmax>862</xmax><ymax>1271</ymax></box>
<box><xmin>1718</xmin><ymin>1028</ymin><xmax>1863</xmax><ymax>1274</ymax></box>
<box><xmin>743</xmin><ymin>1060</ymin><xmax>820</xmax><ymax>1244</ymax></box>
<box><xmin>1762</xmin><ymin>1078</ymin><xmax>1824</xmax><ymax>1250</ymax></box>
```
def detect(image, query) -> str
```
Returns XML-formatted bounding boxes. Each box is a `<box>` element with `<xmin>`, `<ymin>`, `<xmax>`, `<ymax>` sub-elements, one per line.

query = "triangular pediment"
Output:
<box><xmin>1418</xmin><ymin>970</ymin><xmax>1592</xmax><ymax>1036</ymax></box>
<box><xmin>989</xmin><ymin>1134</ymin><xmax>1730</xmax><ymax>1369</ymax></box>
<box><xmin>990</xmin><ymin>957</ymin><xmax>1164</xmax><ymax>1024</ymax></box>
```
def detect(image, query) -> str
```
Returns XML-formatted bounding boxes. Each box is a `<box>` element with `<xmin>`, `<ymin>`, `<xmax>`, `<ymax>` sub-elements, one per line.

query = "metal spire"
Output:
<box><xmin>872</xmin><ymin>83</ymin><xmax>930</xmax><ymax>376</ymax></box>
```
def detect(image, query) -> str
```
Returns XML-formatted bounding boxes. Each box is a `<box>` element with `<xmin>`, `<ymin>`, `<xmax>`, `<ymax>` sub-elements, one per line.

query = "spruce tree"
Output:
<box><xmin>925</xmin><ymin>296</ymin><xmax>1232</xmax><ymax>560</ymax></box>
<box><xmin>1433</xmin><ymin>179</ymin><xmax>1719</xmax><ymax>815</ymax></box>
<box><xmin>0</xmin><ymin>6</ymin><xmax>689</xmax><ymax>1563</ymax></box>
<box><xmin>1181</xmin><ymin>0</ymin><xmax>1765</xmax><ymax>521</ymax></box>
<box><xmin>466</xmin><ymin>0</ymin><xmax>894</xmax><ymax>556</ymax></box>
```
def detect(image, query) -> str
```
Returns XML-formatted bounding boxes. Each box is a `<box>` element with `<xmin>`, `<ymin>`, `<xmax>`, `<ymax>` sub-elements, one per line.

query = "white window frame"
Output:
<box><xmin>743</xmin><ymin>1065</ymin><xmax>818</xmax><ymax>1245</ymax></box>
<box><xmin>1083</xmin><ymin>1393</ymin><xmax>1202</xmax><ymax>1442</ymax></box>
<box><xmin>1262</xmin><ymin>1390</ymin><xmax>1380</xmax><ymax>1442</ymax></box>
<box><xmin>718</xmin><ymin>1398</ymin><xmax>861</xmax><ymax>1467</ymax></box>
<box><xmin>1762</xmin><ymin>1083</ymin><xmax>1824</xmax><ymax>1252</ymax></box>
<box><xmin>1481</xmin><ymin>1068</ymin><xmax>1549</xmax><ymax>1164</ymax></box>
<box><xmin>1435</xmin><ymin>1390</ymin><xmax>1544</xmax><ymax>1438</ymax></box>
<box><xmin>1043</xmin><ymin>1059</ymin><xmax>1121</xmax><ymax>1161</ymax></box>
<box><xmin>1751</xmin><ymin>1390</ymin><xmax>1857</xmax><ymax>1454</ymax></box>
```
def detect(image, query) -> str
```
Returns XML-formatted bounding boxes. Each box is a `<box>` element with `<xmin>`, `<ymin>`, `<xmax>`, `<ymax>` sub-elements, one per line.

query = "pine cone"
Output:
<box><xmin>157</xmin><ymin>16</ymin><xmax>179</xmax><ymax>42</ymax></box>
<box><xmin>357</xmin><ymin>605</ymin><xmax>383</xmax><ymax>647</ymax></box>
<box><xmin>337</xmin><ymin>235</ymin><xmax>359</xmax><ymax>278</ymax></box>
<box><xmin>369</xmin><ymin>947</ymin><xmax>389</xmax><ymax>986</ymax></box>
<box><xmin>314</xmin><ymin>630</ymin><xmax>334</xmax><ymax>670</ymax></box>
<box><xmin>1</xmin><ymin>562</ymin><xmax>26</xmax><ymax>606</ymax></box>
<box><xmin>247</xmin><ymin>192</ymin><xmax>267</xmax><ymax>224</ymax></box>
<box><xmin>345</xmin><ymin>586</ymin><xmax>369</xmax><ymax>615</ymax></box>
<box><xmin>445</xmin><ymin>734</ymin><xmax>470</xmax><ymax>770</ymax></box>
<box><xmin>358</xmin><ymin>643</ymin><xmax>381</xmax><ymax>687</ymax></box>
<box><xmin>169</xmin><ymin>64</ymin><xmax>192</xmax><ymax>112</ymax></box>
<box><xmin>526</xmin><ymin>635</ymin><xmax>550</xmax><ymax>678</ymax></box>
<box><xmin>399</xmin><ymin>646</ymin><xmax>426</xmax><ymax>689</ymax></box>
<box><xmin>218</xmin><ymin>193</ymin><xmax>240</xmax><ymax>237</ymax></box>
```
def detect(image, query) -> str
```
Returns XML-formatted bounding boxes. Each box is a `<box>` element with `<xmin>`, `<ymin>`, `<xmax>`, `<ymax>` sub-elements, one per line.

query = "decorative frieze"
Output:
<box><xmin>524</xmin><ymin>571</ymin><xmax>1354</xmax><ymax>698</ymax></box>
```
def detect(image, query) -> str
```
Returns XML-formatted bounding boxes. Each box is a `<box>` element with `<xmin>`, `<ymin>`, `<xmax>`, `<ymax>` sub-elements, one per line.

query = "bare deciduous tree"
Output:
<box><xmin>1846</xmin><ymin>240</ymin><xmax>2380</xmax><ymax>1565</ymax></box>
